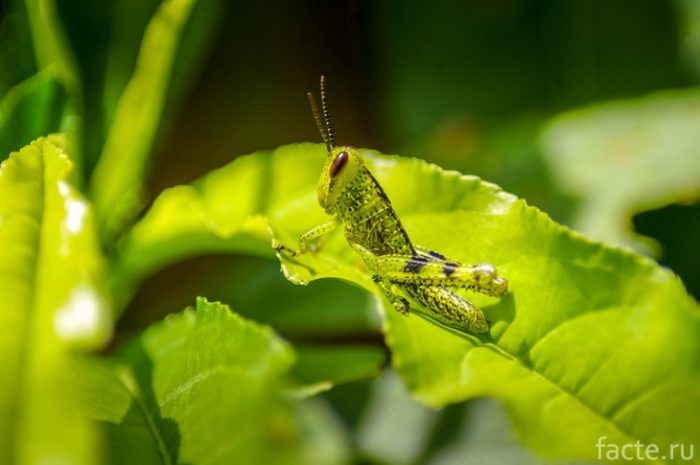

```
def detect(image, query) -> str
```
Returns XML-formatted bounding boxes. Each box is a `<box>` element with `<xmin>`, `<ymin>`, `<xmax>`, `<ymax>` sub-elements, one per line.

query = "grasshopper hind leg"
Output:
<box><xmin>405</xmin><ymin>285</ymin><xmax>489</xmax><ymax>333</ymax></box>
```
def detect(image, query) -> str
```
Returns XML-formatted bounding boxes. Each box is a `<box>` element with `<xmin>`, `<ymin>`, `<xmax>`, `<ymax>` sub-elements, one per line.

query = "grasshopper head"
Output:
<box><xmin>317</xmin><ymin>146</ymin><xmax>364</xmax><ymax>213</ymax></box>
<box><xmin>307</xmin><ymin>77</ymin><xmax>363</xmax><ymax>213</ymax></box>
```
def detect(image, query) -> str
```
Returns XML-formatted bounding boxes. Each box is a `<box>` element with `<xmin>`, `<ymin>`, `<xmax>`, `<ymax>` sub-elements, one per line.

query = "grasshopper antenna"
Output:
<box><xmin>307</xmin><ymin>90</ymin><xmax>331</xmax><ymax>154</ymax></box>
<box><xmin>319</xmin><ymin>75</ymin><xmax>336</xmax><ymax>150</ymax></box>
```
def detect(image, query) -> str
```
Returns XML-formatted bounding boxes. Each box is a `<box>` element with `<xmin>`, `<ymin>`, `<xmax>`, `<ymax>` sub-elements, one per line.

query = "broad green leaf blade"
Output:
<box><xmin>541</xmin><ymin>89</ymin><xmax>700</xmax><ymax>254</ymax></box>
<box><xmin>81</xmin><ymin>298</ymin><xmax>301</xmax><ymax>465</ymax></box>
<box><xmin>409</xmin><ymin>113</ymin><xmax>577</xmax><ymax>226</ymax></box>
<box><xmin>116</xmin><ymin>143</ymin><xmax>700</xmax><ymax>460</ymax></box>
<box><xmin>0</xmin><ymin>67</ymin><xmax>69</xmax><ymax>158</ymax></box>
<box><xmin>90</xmin><ymin>0</ymin><xmax>199</xmax><ymax>241</ymax></box>
<box><xmin>355</xmin><ymin>371</ymin><xmax>588</xmax><ymax>465</ymax></box>
<box><xmin>424</xmin><ymin>399</ymin><xmax>597</xmax><ymax>465</ymax></box>
<box><xmin>111</xmin><ymin>143</ymin><xmax>329</xmax><ymax>310</ymax></box>
<box><xmin>0</xmin><ymin>136</ymin><xmax>111</xmax><ymax>464</ymax></box>
<box><xmin>274</xmin><ymin>149</ymin><xmax>700</xmax><ymax>461</ymax></box>
<box><xmin>112</xmin><ymin>144</ymin><xmax>379</xmax><ymax>344</ymax></box>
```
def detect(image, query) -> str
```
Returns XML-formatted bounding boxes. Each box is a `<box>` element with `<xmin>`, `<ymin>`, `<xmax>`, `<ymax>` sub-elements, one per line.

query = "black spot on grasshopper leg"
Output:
<box><xmin>443</xmin><ymin>262</ymin><xmax>458</xmax><ymax>276</ymax></box>
<box><xmin>405</xmin><ymin>256</ymin><xmax>429</xmax><ymax>273</ymax></box>
<box><xmin>428</xmin><ymin>250</ymin><xmax>445</xmax><ymax>260</ymax></box>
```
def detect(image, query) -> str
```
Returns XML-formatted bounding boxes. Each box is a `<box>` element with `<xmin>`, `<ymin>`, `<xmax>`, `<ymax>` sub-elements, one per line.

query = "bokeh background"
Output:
<box><xmin>1</xmin><ymin>1</ymin><xmax>699</xmax><ymax>463</ymax></box>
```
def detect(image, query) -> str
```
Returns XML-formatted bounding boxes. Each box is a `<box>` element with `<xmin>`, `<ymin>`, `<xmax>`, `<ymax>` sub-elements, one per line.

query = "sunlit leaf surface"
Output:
<box><xmin>121</xmin><ymin>143</ymin><xmax>700</xmax><ymax>461</ymax></box>
<box><xmin>80</xmin><ymin>298</ymin><xmax>300</xmax><ymax>465</ymax></box>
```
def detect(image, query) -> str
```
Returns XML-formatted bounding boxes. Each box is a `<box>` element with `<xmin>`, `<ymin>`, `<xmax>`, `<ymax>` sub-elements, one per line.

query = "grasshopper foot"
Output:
<box><xmin>394</xmin><ymin>297</ymin><xmax>410</xmax><ymax>315</ymax></box>
<box><xmin>274</xmin><ymin>244</ymin><xmax>297</xmax><ymax>257</ymax></box>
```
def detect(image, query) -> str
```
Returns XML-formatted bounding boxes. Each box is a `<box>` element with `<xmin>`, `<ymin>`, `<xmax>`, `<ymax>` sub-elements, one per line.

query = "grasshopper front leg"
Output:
<box><xmin>275</xmin><ymin>219</ymin><xmax>339</xmax><ymax>256</ymax></box>
<box><xmin>299</xmin><ymin>219</ymin><xmax>339</xmax><ymax>253</ymax></box>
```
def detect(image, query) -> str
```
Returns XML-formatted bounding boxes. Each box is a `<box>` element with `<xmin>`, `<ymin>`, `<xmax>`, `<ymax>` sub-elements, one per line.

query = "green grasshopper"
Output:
<box><xmin>277</xmin><ymin>76</ymin><xmax>508</xmax><ymax>333</ymax></box>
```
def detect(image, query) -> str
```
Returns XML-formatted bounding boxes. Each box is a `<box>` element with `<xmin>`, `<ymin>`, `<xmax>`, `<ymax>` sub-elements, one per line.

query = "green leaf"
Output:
<box><xmin>0</xmin><ymin>67</ymin><xmax>69</xmax><ymax>158</ymax></box>
<box><xmin>53</xmin><ymin>0</ymin><xmax>223</xmax><ymax>184</ymax></box>
<box><xmin>422</xmin><ymin>398</ymin><xmax>598</xmax><ymax>465</ymax></box>
<box><xmin>90</xmin><ymin>0</ymin><xmax>200</xmax><ymax>241</ymax></box>
<box><xmin>81</xmin><ymin>298</ymin><xmax>300</xmax><ymax>465</ymax></box>
<box><xmin>354</xmin><ymin>371</ymin><xmax>595</xmax><ymax>465</ymax></box>
<box><xmin>110</xmin><ymin>144</ymin><xmax>329</xmax><ymax>310</ymax></box>
<box><xmin>100</xmin><ymin>0</ymin><xmax>165</xmax><ymax>125</ymax></box>
<box><xmin>409</xmin><ymin>114</ymin><xmax>576</xmax><ymax>224</ymax></box>
<box><xmin>116</xmin><ymin>143</ymin><xmax>700</xmax><ymax>460</ymax></box>
<box><xmin>0</xmin><ymin>136</ymin><xmax>111</xmax><ymax>464</ymax></box>
<box><xmin>113</xmin><ymin>143</ymin><xmax>385</xmax><ymax>391</ymax></box>
<box><xmin>279</xmin><ymin>150</ymin><xmax>699</xmax><ymax>460</ymax></box>
<box><xmin>24</xmin><ymin>0</ymin><xmax>78</xmax><ymax>90</ymax></box>
<box><xmin>541</xmin><ymin>88</ymin><xmax>700</xmax><ymax>254</ymax></box>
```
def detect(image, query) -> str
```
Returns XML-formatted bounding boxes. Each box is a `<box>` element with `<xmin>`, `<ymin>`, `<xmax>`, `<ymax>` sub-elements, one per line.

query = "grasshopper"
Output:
<box><xmin>277</xmin><ymin>76</ymin><xmax>508</xmax><ymax>333</ymax></box>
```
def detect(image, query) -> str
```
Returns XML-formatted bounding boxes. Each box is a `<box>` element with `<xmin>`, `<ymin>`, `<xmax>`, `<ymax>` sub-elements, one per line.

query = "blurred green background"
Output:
<box><xmin>1</xmin><ymin>1</ymin><xmax>699</xmax><ymax>463</ymax></box>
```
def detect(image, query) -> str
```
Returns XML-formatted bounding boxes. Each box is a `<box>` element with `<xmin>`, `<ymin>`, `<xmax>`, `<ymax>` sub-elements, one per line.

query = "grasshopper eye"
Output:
<box><xmin>330</xmin><ymin>151</ymin><xmax>349</xmax><ymax>177</ymax></box>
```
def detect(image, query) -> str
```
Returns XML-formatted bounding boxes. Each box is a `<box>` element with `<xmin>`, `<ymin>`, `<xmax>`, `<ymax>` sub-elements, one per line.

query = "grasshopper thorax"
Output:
<box><xmin>317</xmin><ymin>146</ymin><xmax>364</xmax><ymax>214</ymax></box>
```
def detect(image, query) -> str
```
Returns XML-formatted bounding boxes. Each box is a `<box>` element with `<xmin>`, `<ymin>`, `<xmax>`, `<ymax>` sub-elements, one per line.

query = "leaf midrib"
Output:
<box><xmin>117</xmin><ymin>367</ymin><xmax>174</xmax><ymax>465</ymax></box>
<box><xmin>488</xmin><ymin>329</ymin><xmax>653</xmax><ymax>451</ymax></box>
